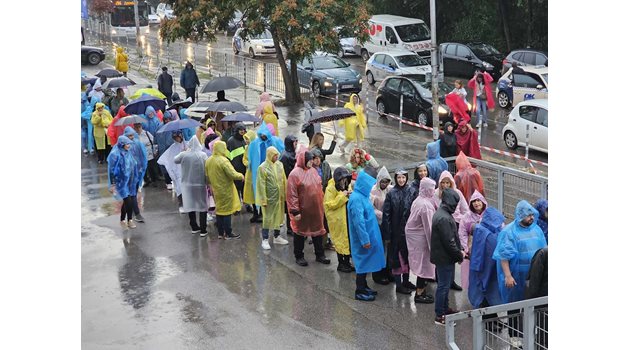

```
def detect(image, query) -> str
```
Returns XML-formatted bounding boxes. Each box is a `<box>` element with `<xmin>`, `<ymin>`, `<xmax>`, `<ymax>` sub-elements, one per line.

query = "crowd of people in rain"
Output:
<box><xmin>81</xmin><ymin>62</ymin><xmax>547</xmax><ymax>333</ymax></box>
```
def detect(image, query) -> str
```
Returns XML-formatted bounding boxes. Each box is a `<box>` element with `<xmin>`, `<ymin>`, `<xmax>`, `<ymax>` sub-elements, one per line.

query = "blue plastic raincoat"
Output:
<box><xmin>247</xmin><ymin>123</ymin><xmax>285</xmax><ymax>201</ymax></box>
<box><xmin>107</xmin><ymin>136</ymin><xmax>139</xmax><ymax>199</ymax></box>
<box><xmin>179</xmin><ymin>108</ymin><xmax>195</xmax><ymax>141</ymax></box>
<box><xmin>534</xmin><ymin>199</ymin><xmax>548</xmax><ymax>243</ymax></box>
<box><xmin>468</xmin><ymin>206</ymin><xmax>504</xmax><ymax>308</ymax></box>
<box><xmin>348</xmin><ymin>170</ymin><xmax>386</xmax><ymax>274</ymax></box>
<box><xmin>493</xmin><ymin>201</ymin><xmax>547</xmax><ymax>304</ymax></box>
<box><xmin>124</xmin><ymin>126</ymin><xmax>148</xmax><ymax>189</ymax></box>
<box><xmin>426</xmin><ymin>140</ymin><xmax>448</xmax><ymax>185</ymax></box>
<box><xmin>81</xmin><ymin>95</ymin><xmax>100</xmax><ymax>152</ymax></box>
<box><xmin>141</xmin><ymin>106</ymin><xmax>163</xmax><ymax>137</ymax></box>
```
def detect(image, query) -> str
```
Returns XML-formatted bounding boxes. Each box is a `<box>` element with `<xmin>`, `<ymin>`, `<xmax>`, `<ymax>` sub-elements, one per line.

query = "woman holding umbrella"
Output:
<box><xmin>91</xmin><ymin>102</ymin><xmax>114</xmax><ymax>164</ymax></box>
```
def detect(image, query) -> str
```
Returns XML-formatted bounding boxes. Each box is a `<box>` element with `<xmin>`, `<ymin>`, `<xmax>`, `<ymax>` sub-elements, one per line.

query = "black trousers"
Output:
<box><xmin>372</xmin><ymin>240</ymin><xmax>392</xmax><ymax>282</ymax></box>
<box><xmin>131</xmin><ymin>195</ymin><xmax>140</xmax><ymax>215</ymax></box>
<box><xmin>121</xmin><ymin>196</ymin><xmax>134</xmax><ymax>221</ymax></box>
<box><xmin>416</xmin><ymin>276</ymin><xmax>430</xmax><ymax>289</ymax></box>
<box><xmin>97</xmin><ymin>144</ymin><xmax>112</xmax><ymax>162</ymax></box>
<box><xmin>188</xmin><ymin>211</ymin><xmax>207</xmax><ymax>232</ymax></box>
<box><xmin>185</xmin><ymin>88</ymin><xmax>196</xmax><ymax>103</ymax></box>
<box><xmin>144</xmin><ymin>159</ymin><xmax>160</xmax><ymax>183</ymax></box>
<box><xmin>294</xmin><ymin>234</ymin><xmax>324</xmax><ymax>259</ymax></box>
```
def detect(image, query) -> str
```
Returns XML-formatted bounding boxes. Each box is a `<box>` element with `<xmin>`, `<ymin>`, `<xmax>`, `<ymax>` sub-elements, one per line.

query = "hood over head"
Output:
<box><xmin>427</xmin><ymin>140</ymin><xmax>440</xmax><ymax>159</ymax></box>
<box><xmin>480</xmin><ymin>207</ymin><xmax>505</xmax><ymax>232</ymax></box>
<box><xmin>187</xmin><ymin>136</ymin><xmax>202</xmax><ymax>152</ymax></box>
<box><xmin>469</xmin><ymin>190</ymin><xmax>487</xmax><ymax>212</ymax></box>
<box><xmin>213</xmin><ymin>141</ymin><xmax>229</xmax><ymax>158</ymax></box>
<box><xmin>333</xmin><ymin>167</ymin><xmax>352</xmax><ymax>184</ymax></box>
<box><xmin>259</xmin><ymin>92</ymin><xmax>271</xmax><ymax>103</ymax></box>
<box><xmin>438</xmin><ymin>170</ymin><xmax>456</xmax><ymax>188</ymax></box>
<box><xmin>257</xmin><ymin>122</ymin><xmax>273</xmax><ymax>140</ymax></box>
<box><xmin>440</xmin><ymin>188</ymin><xmax>460</xmax><ymax>214</ymax></box>
<box><xmin>514</xmin><ymin>200</ymin><xmax>539</xmax><ymax>223</ymax></box>
<box><xmin>145</xmin><ymin>106</ymin><xmax>156</xmax><ymax>117</ymax></box>
<box><xmin>444</xmin><ymin>121</ymin><xmax>455</xmax><ymax>134</ymax></box>
<box><xmin>117</xmin><ymin>135</ymin><xmax>133</xmax><ymax>149</ymax></box>
<box><xmin>535</xmin><ymin>199</ymin><xmax>548</xmax><ymax>222</ymax></box>
<box><xmin>393</xmin><ymin>168</ymin><xmax>409</xmax><ymax>188</ymax></box>
<box><xmin>303</xmin><ymin>151</ymin><xmax>314</xmax><ymax>166</ymax></box>
<box><xmin>376</xmin><ymin>166</ymin><xmax>392</xmax><ymax>184</ymax></box>
<box><xmin>124</xmin><ymin>126</ymin><xmax>137</xmax><ymax>138</ymax></box>
<box><xmin>311</xmin><ymin>148</ymin><xmax>324</xmax><ymax>160</ymax></box>
<box><xmin>419</xmin><ymin>177</ymin><xmax>436</xmax><ymax>198</ymax></box>
<box><xmin>456</xmin><ymin>151</ymin><xmax>472</xmax><ymax>171</ymax></box>
<box><xmin>284</xmin><ymin>135</ymin><xmax>298</xmax><ymax>153</ymax></box>
<box><xmin>354</xmin><ymin>168</ymin><xmax>377</xmax><ymax>197</ymax></box>
<box><xmin>234</xmin><ymin>122</ymin><xmax>246</xmax><ymax>134</ymax></box>
<box><xmin>116</xmin><ymin>47</ymin><xmax>123</xmax><ymax>53</ymax></box>
<box><xmin>263</xmin><ymin>102</ymin><xmax>274</xmax><ymax>115</ymax></box>
<box><xmin>266</xmin><ymin>146</ymin><xmax>280</xmax><ymax>162</ymax></box>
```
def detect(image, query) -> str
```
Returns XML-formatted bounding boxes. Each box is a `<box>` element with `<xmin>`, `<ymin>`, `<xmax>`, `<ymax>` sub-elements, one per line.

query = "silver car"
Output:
<box><xmin>365</xmin><ymin>50</ymin><xmax>431</xmax><ymax>85</ymax></box>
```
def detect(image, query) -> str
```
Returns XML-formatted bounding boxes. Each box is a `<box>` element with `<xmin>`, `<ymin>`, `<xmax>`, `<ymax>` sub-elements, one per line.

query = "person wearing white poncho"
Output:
<box><xmin>174</xmin><ymin>137</ymin><xmax>209</xmax><ymax>235</ymax></box>
<box><xmin>158</xmin><ymin>130</ymin><xmax>187</xmax><ymax>212</ymax></box>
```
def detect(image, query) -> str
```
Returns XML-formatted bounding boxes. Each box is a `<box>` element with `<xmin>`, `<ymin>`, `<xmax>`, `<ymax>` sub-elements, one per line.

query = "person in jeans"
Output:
<box><xmin>255</xmin><ymin>146</ymin><xmax>289</xmax><ymax>249</ymax></box>
<box><xmin>430</xmin><ymin>188</ymin><xmax>465</xmax><ymax>325</ymax></box>
<box><xmin>174</xmin><ymin>137</ymin><xmax>209</xmax><ymax>236</ymax></box>
<box><xmin>468</xmin><ymin>69</ymin><xmax>495</xmax><ymax>128</ymax></box>
<box><xmin>180</xmin><ymin>61</ymin><xmax>200</xmax><ymax>103</ymax></box>
<box><xmin>205</xmin><ymin>141</ymin><xmax>244</xmax><ymax>239</ymax></box>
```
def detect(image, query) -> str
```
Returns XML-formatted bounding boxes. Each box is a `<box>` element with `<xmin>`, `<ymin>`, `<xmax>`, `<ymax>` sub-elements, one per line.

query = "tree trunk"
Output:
<box><xmin>270</xmin><ymin>29</ymin><xmax>301</xmax><ymax>103</ymax></box>
<box><xmin>497</xmin><ymin>0</ymin><xmax>511</xmax><ymax>52</ymax></box>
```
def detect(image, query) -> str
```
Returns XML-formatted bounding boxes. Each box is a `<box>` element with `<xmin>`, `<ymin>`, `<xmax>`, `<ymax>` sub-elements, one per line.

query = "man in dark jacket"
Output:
<box><xmin>180</xmin><ymin>61</ymin><xmax>200</xmax><ymax>103</ymax></box>
<box><xmin>279</xmin><ymin>135</ymin><xmax>298</xmax><ymax>235</ymax></box>
<box><xmin>525</xmin><ymin>247</ymin><xmax>548</xmax><ymax>299</ymax></box>
<box><xmin>157</xmin><ymin>67</ymin><xmax>174</xmax><ymax>105</ymax></box>
<box><xmin>431</xmin><ymin>188</ymin><xmax>465</xmax><ymax>325</ymax></box>
<box><xmin>381</xmin><ymin>168</ymin><xmax>416</xmax><ymax>294</ymax></box>
<box><xmin>227</xmin><ymin>122</ymin><xmax>248</xmax><ymax>203</ymax></box>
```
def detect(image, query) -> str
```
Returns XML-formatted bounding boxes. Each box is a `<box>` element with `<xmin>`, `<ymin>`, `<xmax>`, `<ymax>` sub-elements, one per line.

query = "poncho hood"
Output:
<box><xmin>441</xmin><ymin>188</ymin><xmax>460</xmax><ymax>214</ymax></box>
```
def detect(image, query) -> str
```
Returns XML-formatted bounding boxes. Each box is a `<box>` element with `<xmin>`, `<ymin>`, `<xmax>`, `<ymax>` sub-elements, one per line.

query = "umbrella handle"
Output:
<box><xmin>333</xmin><ymin>121</ymin><xmax>338</xmax><ymax>136</ymax></box>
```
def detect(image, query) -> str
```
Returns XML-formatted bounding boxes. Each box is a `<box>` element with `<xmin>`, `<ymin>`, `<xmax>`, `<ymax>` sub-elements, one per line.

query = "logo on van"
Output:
<box><xmin>369</xmin><ymin>24</ymin><xmax>383</xmax><ymax>36</ymax></box>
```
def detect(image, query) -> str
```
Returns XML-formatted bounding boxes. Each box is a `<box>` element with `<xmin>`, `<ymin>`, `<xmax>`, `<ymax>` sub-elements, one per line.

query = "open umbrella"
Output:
<box><xmin>167</xmin><ymin>98</ymin><xmax>193</xmax><ymax>110</ymax></box>
<box><xmin>186</xmin><ymin>100</ymin><xmax>215</xmax><ymax>111</ymax></box>
<box><xmin>156</xmin><ymin>118</ymin><xmax>202</xmax><ymax>133</ymax></box>
<box><xmin>124</xmin><ymin>94</ymin><xmax>167</xmax><ymax>115</ymax></box>
<box><xmin>204</xmin><ymin>101</ymin><xmax>248</xmax><ymax>112</ymax></box>
<box><xmin>131</xmin><ymin>88</ymin><xmax>166</xmax><ymax>100</ymax></box>
<box><xmin>82</xmin><ymin>77</ymin><xmax>98</xmax><ymax>86</ymax></box>
<box><xmin>221</xmin><ymin>112</ymin><xmax>262</xmax><ymax>123</ymax></box>
<box><xmin>306</xmin><ymin>107</ymin><xmax>355</xmax><ymax>124</ymax></box>
<box><xmin>103</xmin><ymin>77</ymin><xmax>136</xmax><ymax>90</ymax></box>
<box><xmin>201</xmin><ymin>76</ymin><xmax>244</xmax><ymax>93</ymax></box>
<box><xmin>95</xmin><ymin>68</ymin><xmax>123</xmax><ymax>78</ymax></box>
<box><xmin>114</xmin><ymin>115</ymin><xmax>147</xmax><ymax>126</ymax></box>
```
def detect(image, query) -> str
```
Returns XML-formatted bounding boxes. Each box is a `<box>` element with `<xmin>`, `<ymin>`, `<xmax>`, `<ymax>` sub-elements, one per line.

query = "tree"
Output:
<box><xmin>89</xmin><ymin>0</ymin><xmax>115</xmax><ymax>35</ymax></box>
<box><xmin>159</xmin><ymin>0</ymin><xmax>371</xmax><ymax>103</ymax></box>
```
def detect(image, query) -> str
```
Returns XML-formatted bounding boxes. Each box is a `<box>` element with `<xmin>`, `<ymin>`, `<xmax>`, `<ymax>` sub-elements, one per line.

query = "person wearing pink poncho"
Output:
<box><xmin>457</xmin><ymin>190</ymin><xmax>487</xmax><ymax>290</ymax></box>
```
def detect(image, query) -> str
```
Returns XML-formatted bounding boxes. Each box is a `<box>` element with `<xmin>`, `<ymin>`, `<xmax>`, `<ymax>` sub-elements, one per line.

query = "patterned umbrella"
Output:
<box><xmin>305</xmin><ymin>107</ymin><xmax>355</xmax><ymax>125</ymax></box>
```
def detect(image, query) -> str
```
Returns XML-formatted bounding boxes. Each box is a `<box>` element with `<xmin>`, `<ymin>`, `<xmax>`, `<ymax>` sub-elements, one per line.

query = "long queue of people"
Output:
<box><xmin>82</xmin><ymin>85</ymin><xmax>548</xmax><ymax>333</ymax></box>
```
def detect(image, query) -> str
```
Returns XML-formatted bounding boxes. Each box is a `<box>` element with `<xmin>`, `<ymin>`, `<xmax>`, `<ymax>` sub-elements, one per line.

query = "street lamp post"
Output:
<box><xmin>430</xmin><ymin>0</ymin><xmax>439</xmax><ymax>141</ymax></box>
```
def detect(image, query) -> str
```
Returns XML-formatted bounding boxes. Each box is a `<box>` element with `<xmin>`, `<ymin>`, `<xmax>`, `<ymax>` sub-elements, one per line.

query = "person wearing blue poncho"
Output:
<box><xmin>247</xmin><ymin>123</ymin><xmax>284</xmax><ymax>208</ymax></box>
<box><xmin>178</xmin><ymin>108</ymin><xmax>195</xmax><ymax>141</ymax></box>
<box><xmin>492</xmin><ymin>200</ymin><xmax>547</xmax><ymax>339</ymax></box>
<box><xmin>141</xmin><ymin>106</ymin><xmax>163</xmax><ymax>137</ymax></box>
<box><xmin>534</xmin><ymin>199</ymin><xmax>548</xmax><ymax>243</ymax></box>
<box><xmin>124</xmin><ymin>126</ymin><xmax>148</xmax><ymax>222</ymax></box>
<box><xmin>81</xmin><ymin>95</ymin><xmax>100</xmax><ymax>154</ymax></box>
<box><xmin>425</xmin><ymin>140</ymin><xmax>448</xmax><ymax>186</ymax></box>
<box><xmin>107</xmin><ymin>136</ymin><xmax>139</xmax><ymax>229</ymax></box>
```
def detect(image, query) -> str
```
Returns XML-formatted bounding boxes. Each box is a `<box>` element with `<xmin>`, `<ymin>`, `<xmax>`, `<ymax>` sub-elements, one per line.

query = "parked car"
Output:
<box><xmin>501</xmin><ymin>48</ymin><xmax>547</xmax><ymax>74</ymax></box>
<box><xmin>232</xmin><ymin>28</ymin><xmax>276</xmax><ymax>58</ymax></box>
<box><xmin>333</xmin><ymin>26</ymin><xmax>358</xmax><ymax>58</ymax></box>
<box><xmin>294</xmin><ymin>52</ymin><xmax>362</xmax><ymax>97</ymax></box>
<box><xmin>227</xmin><ymin>11</ymin><xmax>244</xmax><ymax>34</ymax></box>
<box><xmin>496</xmin><ymin>65</ymin><xmax>548</xmax><ymax>109</ymax></box>
<box><xmin>365</xmin><ymin>49</ymin><xmax>430</xmax><ymax>85</ymax></box>
<box><xmin>156</xmin><ymin>3</ymin><xmax>175</xmax><ymax>21</ymax></box>
<box><xmin>502</xmin><ymin>99</ymin><xmax>547</xmax><ymax>153</ymax></box>
<box><xmin>440</xmin><ymin>42</ymin><xmax>503</xmax><ymax>79</ymax></box>
<box><xmin>375</xmin><ymin>74</ymin><xmax>457</xmax><ymax>127</ymax></box>
<box><xmin>148</xmin><ymin>13</ymin><xmax>160</xmax><ymax>25</ymax></box>
<box><xmin>81</xmin><ymin>45</ymin><xmax>106</xmax><ymax>65</ymax></box>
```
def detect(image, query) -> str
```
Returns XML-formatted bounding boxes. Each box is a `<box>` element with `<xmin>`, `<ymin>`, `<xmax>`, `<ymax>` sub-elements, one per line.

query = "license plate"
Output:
<box><xmin>342</xmin><ymin>84</ymin><xmax>353</xmax><ymax>89</ymax></box>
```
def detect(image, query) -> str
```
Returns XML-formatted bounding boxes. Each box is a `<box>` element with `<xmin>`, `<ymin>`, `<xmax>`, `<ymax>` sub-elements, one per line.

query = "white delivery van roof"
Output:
<box><xmin>370</xmin><ymin>15</ymin><xmax>426</xmax><ymax>26</ymax></box>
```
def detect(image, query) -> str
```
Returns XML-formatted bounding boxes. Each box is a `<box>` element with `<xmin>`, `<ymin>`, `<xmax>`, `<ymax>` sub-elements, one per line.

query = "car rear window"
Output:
<box><xmin>384</xmin><ymin>78</ymin><xmax>401</xmax><ymax>91</ymax></box>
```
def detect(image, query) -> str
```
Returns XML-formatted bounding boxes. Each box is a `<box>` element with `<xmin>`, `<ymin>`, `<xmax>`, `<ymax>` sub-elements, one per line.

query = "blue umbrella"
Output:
<box><xmin>124</xmin><ymin>94</ymin><xmax>167</xmax><ymax>115</ymax></box>
<box><xmin>156</xmin><ymin>119</ymin><xmax>203</xmax><ymax>133</ymax></box>
<box><xmin>221</xmin><ymin>112</ymin><xmax>262</xmax><ymax>123</ymax></box>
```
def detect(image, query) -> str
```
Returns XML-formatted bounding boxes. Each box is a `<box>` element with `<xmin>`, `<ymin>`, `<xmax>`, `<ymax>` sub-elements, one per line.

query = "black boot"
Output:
<box><xmin>402</xmin><ymin>273</ymin><xmax>416</xmax><ymax>290</ymax></box>
<box><xmin>337</xmin><ymin>254</ymin><xmax>352</xmax><ymax>273</ymax></box>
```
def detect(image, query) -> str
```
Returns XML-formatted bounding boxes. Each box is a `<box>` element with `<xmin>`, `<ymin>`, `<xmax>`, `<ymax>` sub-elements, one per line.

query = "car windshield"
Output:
<box><xmin>312</xmin><ymin>56</ymin><xmax>348</xmax><ymax>69</ymax></box>
<box><xmin>394</xmin><ymin>23</ymin><xmax>430</xmax><ymax>42</ymax></box>
<box><xmin>395</xmin><ymin>55</ymin><xmax>429</xmax><ymax>67</ymax></box>
<box><xmin>251</xmin><ymin>30</ymin><xmax>272</xmax><ymax>40</ymax></box>
<box><xmin>468</xmin><ymin>43</ymin><xmax>501</xmax><ymax>57</ymax></box>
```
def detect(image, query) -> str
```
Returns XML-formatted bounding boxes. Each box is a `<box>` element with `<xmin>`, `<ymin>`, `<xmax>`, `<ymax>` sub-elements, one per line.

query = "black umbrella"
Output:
<box><xmin>166</xmin><ymin>98</ymin><xmax>193</xmax><ymax>111</ymax></box>
<box><xmin>201</xmin><ymin>76</ymin><xmax>244</xmax><ymax>93</ymax></box>
<box><xmin>221</xmin><ymin>112</ymin><xmax>262</xmax><ymax>123</ymax></box>
<box><xmin>124</xmin><ymin>94</ymin><xmax>167</xmax><ymax>115</ymax></box>
<box><xmin>95</xmin><ymin>68</ymin><xmax>123</xmax><ymax>78</ymax></box>
<box><xmin>306</xmin><ymin>107</ymin><xmax>355</xmax><ymax>125</ymax></box>
<box><xmin>82</xmin><ymin>77</ymin><xmax>98</xmax><ymax>86</ymax></box>
<box><xmin>186</xmin><ymin>101</ymin><xmax>215</xmax><ymax>111</ymax></box>
<box><xmin>197</xmin><ymin>101</ymin><xmax>248</xmax><ymax>113</ymax></box>
<box><xmin>103</xmin><ymin>77</ymin><xmax>136</xmax><ymax>89</ymax></box>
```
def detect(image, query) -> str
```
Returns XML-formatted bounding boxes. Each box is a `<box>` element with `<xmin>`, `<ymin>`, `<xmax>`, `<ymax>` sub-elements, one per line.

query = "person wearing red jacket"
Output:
<box><xmin>468</xmin><ymin>69</ymin><xmax>495</xmax><ymax>128</ymax></box>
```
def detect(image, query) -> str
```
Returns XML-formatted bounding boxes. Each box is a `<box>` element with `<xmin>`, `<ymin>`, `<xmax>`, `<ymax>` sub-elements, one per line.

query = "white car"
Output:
<box><xmin>496</xmin><ymin>65</ymin><xmax>548</xmax><ymax>109</ymax></box>
<box><xmin>232</xmin><ymin>28</ymin><xmax>276</xmax><ymax>58</ymax></box>
<box><xmin>156</xmin><ymin>3</ymin><xmax>175</xmax><ymax>21</ymax></box>
<box><xmin>502</xmin><ymin>99</ymin><xmax>548</xmax><ymax>153</ymax></box>
<box><xmin>148</xmin><ymin>13</ymin><xmax>160</xmax><ymax>25</ymax></box>
<box><xmin>365</xmin><ymin>50</ymin><xmax>431</xmax><ymax>85</ymax></box>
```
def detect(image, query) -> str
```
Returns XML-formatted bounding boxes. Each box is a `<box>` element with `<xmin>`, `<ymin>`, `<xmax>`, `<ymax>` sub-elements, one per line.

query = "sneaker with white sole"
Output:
<box><xmin>178</xmin><ymin>207</ymin><xmax>186</xmax><ymax>214</ymax></box>
<box><xmin>120</xmin><ymin>220</ymin><xmax>128</xmax><ymax>229</ymax></box>
<box><xmin>483</xmin><ymin>122</ymin><xmax>488</xmax><ymax>127</ymax></box>
<box><xmin>273</xmin><ymin>236</ymin><xmax>289</xmax><ymax>245</ymax></box>
<box><xmin>261</xmin><ymin>239</ymin><xmax>271</xmax><ymax>250</ymax></box>
<box><xmin>135</xmin><ymin>214</ymin><xmax>145</xmax><ymax>223</ymax></box>
<box><xmin>127</xmin><ymin>220</ymin><xmax>137</xmax><ymax>229</ymax></box>
<box><xmin>199</xmin><ymin>231</ymin><xmax>208</xmax><ymax>237</ymax></box>
<box><xmin>166</xmin><ymin>183</ymin><xmax>173</xmax><ymax>190</ymax></box>
<box><xmin>191</xmin><ymin>228</ymin><xmax>201</xmax><ymax>234</ymax></box>
<box><xmin>476</xmin><ymin>122</ymin><xmax>482</xmax><ymax>128</ymax></box>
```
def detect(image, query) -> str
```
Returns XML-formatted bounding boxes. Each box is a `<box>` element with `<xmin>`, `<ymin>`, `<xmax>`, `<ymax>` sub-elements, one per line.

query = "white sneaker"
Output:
<box><xmin>261</xmin><ymin>239</ymin><xmax>271</xmax><ymax>250</ymax></box>
<box><xmin>178</xmin><ymin>207</ymin><xmax>186</xmax><ymax>214</ymax></box>
<box><xmin>166</xmin><ymin>183</ymin><xmax>173</xmax><ymax>190</ymax></box>
<box><xmin>483</xmin><ymin>122</ymin><xmax>488</xmax><ymax>127</ymax></box>
<box><xmin>207</xmin><ymin>215</ymin><xmax>215</xmax><ymax>223</ymax></box>
<box><xmin>476</xmin><ymin>122</ymin><xmax>482</xmax><ymax>128</ymax></box>
<box><xmin>273</xmin><ymin>236</ymin><xmax>289</xmax><ymax>245</ymax></box>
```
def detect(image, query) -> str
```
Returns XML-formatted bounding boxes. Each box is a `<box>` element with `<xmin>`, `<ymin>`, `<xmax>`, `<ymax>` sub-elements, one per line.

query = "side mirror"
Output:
<box><xmin>388</xmin><ymin>64</ymin><xmax>396</xmax><ymax>70</ymax></box>
<box><xmin>304</xmin><ymin>66</ymin><xmax>313</xmax><ymax>71</ymax></box>
<box><xmin>466</xmin><ymin>55</ymin><xmax>473</xmax><ymax>60</ymax></box>
<box><xmin>536</xmin><ymin>84</ymin><xmax>543</xmax><ymax>90</ymax></box>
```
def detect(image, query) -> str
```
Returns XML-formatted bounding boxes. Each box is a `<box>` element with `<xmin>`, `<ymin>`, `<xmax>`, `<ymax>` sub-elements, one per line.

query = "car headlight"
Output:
<box><xmin>482</xmin><ymin>61</ymin><xmax>493</xmax><ymax>69</ymax></box>
<box><xmin>323</xmin><ymin>81</ymin><xmax>333</xmax><ymax>87</ymax></box>
<box><xmin>111</xmin><ymin>29</ymin><xmax>116</xmax><ymax>34</ymax></box>
<box><xmin>438</xmin><ymin>106</ymin><xmax>448</xmax><ymax>114</ymax></box>
<box><xmin>256</xmin><ymin>45</ymin><xmax>263</xmax><ymax>50</ymax></box>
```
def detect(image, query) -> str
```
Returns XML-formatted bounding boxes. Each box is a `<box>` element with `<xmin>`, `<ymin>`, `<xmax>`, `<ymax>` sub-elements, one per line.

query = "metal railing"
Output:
<box><xmin>446</xmin><ymin>296</ymin><xmax>548</xmax><ymax>350</ymax></box>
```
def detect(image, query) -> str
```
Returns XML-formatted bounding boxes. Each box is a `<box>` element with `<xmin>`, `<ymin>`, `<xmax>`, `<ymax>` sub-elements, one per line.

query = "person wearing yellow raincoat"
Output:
<box><xmin>115</xmin><ymin>47</ymin><xmax>129</xmax><ymax>76</ymax></box>
<box><xmin>261</xmin><ymin>103</ymin><xmax>279</xmax><ymax>136</ymax></box>
<box><xmin>339</xmin><ymin>94</ymin><xmax>367</xmax><ymax>154</ymax></box>
<box><xmin>91</xmin><ymin>102</ymin><xmax>114</xmax><ymax>164</ymax></box>
<box><xmin>324</xmin><ymin>167</ymin><xmax>354</xmax><ymax>273</ymax></box>
<box><xmin>205</xmin><ymin>141</ymin><xmax>244</xmax><ymax>239</ymax></box>
<box><xmin>255</xmin><ymin>146</ymin><xmax>290</xmax><ymax>249</ymax></box>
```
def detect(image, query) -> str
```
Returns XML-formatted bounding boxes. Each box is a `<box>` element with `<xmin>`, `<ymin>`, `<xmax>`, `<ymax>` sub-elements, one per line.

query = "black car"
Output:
<box><xmin>440</xmin><ymin>42</ymin><xmax>503</xmax><ymax>79</ymax></box>
<box><xmin>375</xmin><ymin>75</ymin><xmax>458</xmax><ymax>127</ymax></box>
<box><xmin>81</xmin><ymin>46</ymin><xmax>106</xmax><ymax>65</ymax></box>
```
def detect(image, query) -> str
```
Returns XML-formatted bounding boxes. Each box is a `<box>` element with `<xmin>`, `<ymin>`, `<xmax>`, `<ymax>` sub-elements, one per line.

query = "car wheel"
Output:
<box><xmin>87</xmin><ymin>53</ymin><xmax>101</xmax><ymax>65</ymax></box>
<box><xmin>249</xmin><ymin>47</ymin><xmax>256</xmax><ymax>59</ymax></box>
<box><xmin>312</xmin><ymin>81</ymin><xmax>321</xmax><ymax>98</ymax></box>
<box><xmin>361</xmin><ymin>49</ymin><xmax>370</xmax><ymax>62</ymax></box>
<box><xmin>338</xmin><ymin>49</ymin><xmax>344</xmax><ymax>58</ymax></box>
<box><xmin>366</xmin><ymin>71</ymin><xmax>375</xmax><ymax>85</ymax></box>
<box><xmin>233</xmin><ymin>44</ymin><xmax>239</xmax><ymax>55</ymax></box>
<box><xmin>416</xmin><ymin>110</ymin><xmax>430</xmax><ymax>127</ymax></box>
<box><xmin>498</xmin><ymin>91</ymin><xmax>510</xmax><ymax>108</ymax></box>
<box><xmin>376</xmin><ymin>99</ymin><xmax>386</xmax><ymax>117</ymax></box>
<box><xmin>504</xmin><ymin>130</ymin><xmax>518</xmax><ymax>150</ymax></box>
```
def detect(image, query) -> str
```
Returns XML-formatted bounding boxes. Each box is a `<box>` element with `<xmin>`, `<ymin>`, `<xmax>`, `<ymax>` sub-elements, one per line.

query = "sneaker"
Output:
<box><xmin>273</xmin><ymin>236</ymin><xmax>289</xmax><ymax>245</ymax></box>
<box><xmin>120</xmin><ymin>220</ymin><xmax>128</xmax><ymax>229</ymax></box>
<box><xmin>414</xmin><ymin>291</ymin><xmax>434</xmax><ymax>304</ymax></box>
<box><xmin>364</xmin><ymin>287</ymin><xmax>378</xmax><ymax>296</ymax></box>
<box><xmin>191</xmin><ymin>228</ymin><xmax>201</xmax><ymax>234</ymax></box>
<box><xmin>83</xmin><ymin>149</ymin><xmax>88</xmax><ymax>154</ymax></box>
<box><xmin>178</xmin><ymin>207</ymin><xmax>186</xmax><ymax>214</ymax></box>
<box><xmin>450</xmin><ymin>281</ymin><xmax>463</xmax><ymax>291</ymax></box>
<box><xmin>434</xmin><ymin>315</ymin><xmax>446</xmax><ymax>326</ymax></box>
<box><xmin>207</xmin><ymin>215</ymin><xmax>214</xmax><ymax>223</ymax></box>
<box><xmin>355</xmin><ymin>292</ymin><xmax>375</xmax><ymax>302</ymax></box>
<box><xmin>295</xmin><ymin>257</ymin><xmax>308</xmax><ymax>266</ymax></box>
<box><xmin>127</xmin><ymin>220</ymin><xmax>137</xmax><ymax>229</ymax></box>
<box><xmin>199</xmin><ymin>231</ymin><xmax>208</xmax><ymax>237</ymax></box>
<box><xmin>135</xmin><ymin>214</ymin><xmax>145</xmax><ymax>223</ymax></box>
<box><xmin>166</xmin><ymin>183</ymin><xmax>173</xmax><ymax>190</ymax></box>
<box><xmin>476</xmin><ymin>122</ymin><xmax>482</xmax><ymax>128</ymax></box>
<box><xmin>261</xmin><ymin>239</ymin><xmax>271</xmax><ymax>250</ymax></box>
<box><xmin>225</xmin><ymin>233</ymin><xmax>241</xmax><ymax>240</ymax></box>
<box><xmin>395</xmin><ymin>286</ymin><xmax>413</xmax><ymax>295</ymax></box>
<box><xmin>483</xmin><ymin>122</ymin><xmax>488</xmax><ymax>127</ymax></box>
<box><xmin>315</xmin><ymin>256</ymin><xmax>331</xmax><ymax>264</ymax></box>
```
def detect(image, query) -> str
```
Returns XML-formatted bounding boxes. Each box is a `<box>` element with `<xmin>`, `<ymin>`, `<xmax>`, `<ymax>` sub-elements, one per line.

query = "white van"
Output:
<box><xmin>359</xmin><ymin>15</ymin><xmax>432</xmax><ymax>62</ymax></box>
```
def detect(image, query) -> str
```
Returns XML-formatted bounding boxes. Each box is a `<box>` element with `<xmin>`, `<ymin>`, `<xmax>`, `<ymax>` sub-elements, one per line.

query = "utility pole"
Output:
<box><xmin>134</xmin><ymin>0</ymin><xmax>142</xmax><ymax>57</ymax></box>
<box><xmin>430</xmin><ymin>0</ymin><xmax>439</xmax><ymax>141</ymax></box>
